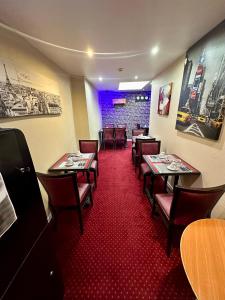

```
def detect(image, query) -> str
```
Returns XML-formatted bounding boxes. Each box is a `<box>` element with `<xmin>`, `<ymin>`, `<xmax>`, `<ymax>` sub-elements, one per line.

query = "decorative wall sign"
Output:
<box><xmin>0</xmin><ymin>58</ymin><xmax>61</xmax><ymax>118</ymax></box>
<box><xmin>158</xmin><ymin>83</ymin><xmax>172</xmax><ymax>115</ymax></box>
<box><xmin>176</xmin><ymin>21</ymin><xmax>225</xmax><ymax>140</ymax></box>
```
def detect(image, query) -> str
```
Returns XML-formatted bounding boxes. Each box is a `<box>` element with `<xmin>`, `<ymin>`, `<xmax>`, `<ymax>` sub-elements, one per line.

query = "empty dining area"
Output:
<box><xmin>0</xmin><ymin>2</ymin><xmax>225</xmax><ymax>300</ymax></box>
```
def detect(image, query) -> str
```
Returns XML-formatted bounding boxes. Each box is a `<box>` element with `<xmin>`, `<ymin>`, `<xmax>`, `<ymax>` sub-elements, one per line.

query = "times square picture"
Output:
<box><xmin>176</xmin><ymin>21</ymin><xmax>225</xmax><ymax>140</ymax></box>
<box><xmin>0</xmin><ymin>61</ymin><xmax>61</xmax><ymax>118</ymax></box>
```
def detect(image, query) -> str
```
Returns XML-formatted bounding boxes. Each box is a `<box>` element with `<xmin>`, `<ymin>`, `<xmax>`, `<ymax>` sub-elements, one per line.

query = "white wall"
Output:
<box><xmin>85</xmin><ymin>79</ymin><xmax>102</xmax><ymax>140</ymax></box>
<box><xmin>150</xmin><ymin>56</ymin><xmax>225</xmax><ymax>218</ymax></box>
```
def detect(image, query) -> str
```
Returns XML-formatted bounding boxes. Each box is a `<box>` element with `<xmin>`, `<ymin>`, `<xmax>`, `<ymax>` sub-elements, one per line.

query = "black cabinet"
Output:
<box><xmin>0</xmin><ymin>128</ymin><xmax>63</xmax><ymax>300</ymax></box>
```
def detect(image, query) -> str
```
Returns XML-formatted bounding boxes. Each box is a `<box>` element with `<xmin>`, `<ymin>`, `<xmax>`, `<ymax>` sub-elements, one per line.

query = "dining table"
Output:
<box><xmin>143</xmin><ymin>154</ymin><xmax>201</xmax><ymax>202</ymax></box>
<box><xmin>48</xmin><ymin>152</ymin><xmax>95</xmax><ymax>184</ymax></box>
<box><xmin>180</xmin><ymin>218</ymin><xmax>225</xmax><ymax>300</ymax></box>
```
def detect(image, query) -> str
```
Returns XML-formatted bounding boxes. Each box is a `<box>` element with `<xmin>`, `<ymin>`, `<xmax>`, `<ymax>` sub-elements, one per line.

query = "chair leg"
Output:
<box><xmin>94</xmin><ymin>170</ymin><xmax>97</xmax><ymax>188</ymax></box>
<box><xmin>143</xmin><ymin>174</ymin><xmax>146</xmax><ymax>193</ymax></box>
<box><xmin>89</xmin><ymin>189</ymin><xmax>93</xmax><ymax>206</ymax></box>
<box><xmin>97</xmin><ymin>162</ymin><xmax>99</xmax><ymax>176</ymax></box>
<box><xmin>77</xmin><ymin>206</ymin><xmax>84</xmax><ymax>234</ymax></box>
<box><xmin>152</xmin><ymin>198</ymin><xmax>156</xmax><ymax>216</ymax></box>
<box><xmin>49</xmin><ymin>203</ymin><xmax>58</xmax><ymax>231</ymax></box>
<box><xmin>167</xmin><ymin>224</ymin><xmax>173</xmax><ymax>257</ymax></box>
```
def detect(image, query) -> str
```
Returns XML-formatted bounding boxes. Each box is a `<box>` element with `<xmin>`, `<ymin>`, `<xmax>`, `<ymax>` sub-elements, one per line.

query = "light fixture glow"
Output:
<box><xmin>134</xmin><ymin>75</ymin><xmax>138</xmax><ymax>80</ymax></box>
<box><xmin>118</xmin><ymin>81</ymin><xmax>149</xmax><ymax>91</ymax></box>
<box><xmin>87</xmin><ymin>48</ymin><xmax>94</xmax><ymax>58</ymax></box>
<box><xmin>98</xmin><ymin>77</ymin><xmax>103</xmax><ymax>81</ymax></box>
<box><xmin>151</xmin><ymin>46</ymin><xmax>159</xmax><ymax>55</ymax></box>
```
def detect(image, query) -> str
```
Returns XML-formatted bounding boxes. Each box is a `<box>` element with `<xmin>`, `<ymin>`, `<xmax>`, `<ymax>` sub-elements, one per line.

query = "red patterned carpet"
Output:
<box><xmin>55</xmin><ymin>144</ymin><xmax>195</xmax><ymax>299</ymax></box>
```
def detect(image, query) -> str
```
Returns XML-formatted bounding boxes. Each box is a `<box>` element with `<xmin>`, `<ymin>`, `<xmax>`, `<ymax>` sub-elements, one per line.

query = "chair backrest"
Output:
<box><xmin>79</xmin><ymin>140</ymin><xmax>98</xmax><ymax>160</ymax></box>
<box><xmin>171</xmin><ymin>184</ymin><xmax>225</xmax><ymax>225</ymax></box>
<box><xmin>36</xmin><ymin>172</ymin><xmax>80</xmax><ymax>207</ymax></box>
<box><xmin>117</xmin><ymin>124</ymin><xmax>127</xmax><ymax>128</ymax></box>
<box><xmin>105</xmin><ymin>124</ymin><xmax>114</xmax><ymax>128</ymax></box>
<box><xmin>103</xmin><ymin>128</ymin><xmax>114</xmax><ymax>139</ymax></box>
<box><xmin>136</xmin><ymin>123</ymin><xmax>141</xmax><ymax>129</ymax></box>
<box><xmin>115</xmin><ymin>128</ymin><xmax>126</xmax><ymax>139</ymax></box>
<box><xmin>136</xmin><ymin>139</ymin><xmax>156</xmax><ymax>156</ymax></box>
<box><xmin>140</xmin><ymin>140</ymin><xmax>160</xmax><ymax>156</ymax></box>
<box><xmin>132</xmin><ymin>129</ymin><xmax>145</xmax><ymax>136</ymax></box>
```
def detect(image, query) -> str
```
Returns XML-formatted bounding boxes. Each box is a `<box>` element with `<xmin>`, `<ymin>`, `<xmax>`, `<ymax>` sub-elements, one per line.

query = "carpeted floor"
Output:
<box><xmin>55</xmin><ymin>144</ymin><xmax>195</xmax><ymax>299</ymax></box>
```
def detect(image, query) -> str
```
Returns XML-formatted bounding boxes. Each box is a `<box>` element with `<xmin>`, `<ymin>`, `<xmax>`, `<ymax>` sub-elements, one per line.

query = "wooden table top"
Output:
<box><xmin>180</xmin><ymin>218</ymin><xmax>225</xmax><ymax>300</ymax></box>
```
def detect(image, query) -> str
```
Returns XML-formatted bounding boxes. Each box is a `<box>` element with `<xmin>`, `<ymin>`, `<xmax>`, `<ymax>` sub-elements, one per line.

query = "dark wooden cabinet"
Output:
<box><xmin>0</xmin><ymin>128</ymin><xmax>63</xmax><ymax>300</ymax></box>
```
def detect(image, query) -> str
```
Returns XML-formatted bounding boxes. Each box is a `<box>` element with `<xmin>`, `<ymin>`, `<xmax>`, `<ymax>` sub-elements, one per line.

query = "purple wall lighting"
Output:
<box><xmin>98</xmin><ymin>90</ymin><xmax>151</xmax><ymax>138</ymax></box>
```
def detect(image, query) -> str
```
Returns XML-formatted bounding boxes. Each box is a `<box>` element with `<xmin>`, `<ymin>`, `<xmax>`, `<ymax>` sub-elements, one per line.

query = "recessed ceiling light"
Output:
<box><xmin>151</xmin><ymin>46</ymin><xmax>159</xmax><ymax>55</ymax></box>
<box><xmin>118</xmin><ymin>81</ymin><xmax>149</xmax><ymax>91</ymax></box>
<box><xmin>134</xmin><ymin>75</ymin><xmax>138</xmax><ymax>80</ymax></box>
<box><xmin>98</xmin><ymin>77</ymin><xmax>103</xmax><ymax>81</ymax></box>
<box><xmin>87</xmin><ymin>48</ymin><xmax>94</xmax><ymax>58</ymax></box>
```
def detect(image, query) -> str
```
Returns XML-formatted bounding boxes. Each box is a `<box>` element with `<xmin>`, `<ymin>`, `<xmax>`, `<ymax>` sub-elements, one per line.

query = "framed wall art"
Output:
<box><xmin>158</xmin><ymin>82</ymin><xmax>172</xmax><ymax>115</ymax></box>
<box><xmin>0</xmin><ymin>59</ymin><xmax>61</xmax><ymax>118</ymax></box>
<box><xmin>176</xmin><ymin>21</ymin><xmax>225</xmax><ymax>140</ymax></box>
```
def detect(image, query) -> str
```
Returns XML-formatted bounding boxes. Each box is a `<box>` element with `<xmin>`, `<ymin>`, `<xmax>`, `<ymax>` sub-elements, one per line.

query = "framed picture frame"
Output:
<box><xmin>158</xmin><ymin>82</ymin><xmax>172</xmax><ymax>116</ymax></box>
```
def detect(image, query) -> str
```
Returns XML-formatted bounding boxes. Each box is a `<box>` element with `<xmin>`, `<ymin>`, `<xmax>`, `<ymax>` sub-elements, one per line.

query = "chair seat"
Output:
<box><xmin>90</xmin><ymin>160</ymin><xmax>97</xmax><ymax>171</ymax></box>
<box><xmin>140</xmin><ymin>162</ymin><xmax>151</xmax><ymax>175</ymax></box>
<box><xmin>78</xmin><ymin>183</ymin><xmax>90</xmax><ymax>203</ymax></box>
<box><xmin>155</xmin><ymin>193</ymin><xmax>173</xmax><ymax>219</ymax></box>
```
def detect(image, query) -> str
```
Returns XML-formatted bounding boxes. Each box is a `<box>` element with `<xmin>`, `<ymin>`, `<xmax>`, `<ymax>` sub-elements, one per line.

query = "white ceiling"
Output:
<box><xmin>0</xmin><ymin>0</ymin><xmax>225</xmax><ymax>90</ymax></box>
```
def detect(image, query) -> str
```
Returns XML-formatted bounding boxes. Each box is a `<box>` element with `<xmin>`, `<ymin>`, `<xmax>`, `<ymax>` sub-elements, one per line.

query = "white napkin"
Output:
<box><xmin>0</xmin><ymin>173</ymin><xmax>17</xmax><ymax>238</ymax></box>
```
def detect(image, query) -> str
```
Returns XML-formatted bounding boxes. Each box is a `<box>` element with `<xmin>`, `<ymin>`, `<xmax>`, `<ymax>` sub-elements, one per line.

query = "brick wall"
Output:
<box><xmin>99</xmin><ymin>91</ymin><xmax>151</xmax><ymax>138</ymax></box>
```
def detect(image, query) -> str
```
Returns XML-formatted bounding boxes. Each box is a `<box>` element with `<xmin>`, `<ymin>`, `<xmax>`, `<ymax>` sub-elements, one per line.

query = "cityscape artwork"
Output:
<box><xmin>0</xmin><ymin>59</ymin><xmax>61</xmax><ymax>118</ymax></box>
<box><xmin>176</xmin><ymin>21</ymin><xmax>225</xmax><ymax>140</ymax></box>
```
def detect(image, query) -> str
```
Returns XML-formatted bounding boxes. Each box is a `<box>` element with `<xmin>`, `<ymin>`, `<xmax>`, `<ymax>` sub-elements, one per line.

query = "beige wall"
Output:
<box><xmin>71</xmin><ymin>77</ymin><xmax>102</xmax><ymax>144</ymax></box>
<box><xmin>85</xmin><ymin>79</ymin><xmax>102</xmax><ymax>140</ymax></box>
<box><xmin>0</xmin><ymin>27</ymin><xmax>77</xmax><ymax>209</ymax></box>
<box><xmin>150</xmin><ymin>56</ymin><xmax>225</xmax><ymax>218</ymax></box>
<box><xmin>71</xmin><ymin>77</ymin><xmax>90</xmax><ymax>141</ymax></box>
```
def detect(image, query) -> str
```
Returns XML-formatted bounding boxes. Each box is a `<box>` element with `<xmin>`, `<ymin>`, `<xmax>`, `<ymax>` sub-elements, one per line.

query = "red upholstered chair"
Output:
<box><xmin>132</xmin><ymin>129</ymin><xmax>145</xmax><ymax>136</ymax></box>
<box><xmin>131</xmin><ymin>129</ymin><xmax>146</xmax><ymax>162</ymax></box>
<box><xmin>154</xmin><ymin>184</ymin><xmax>225</xmax><ymax>256</ymax></box>
<box><xmin>36</xmin><ymin>172</ymin><xmax>93</xmax><ymax>234</ymax></box>
<box><xmin>103</xmin><ymin>128</ymin><xmax>114</xmax><ymax>149</ymax></box>
<box><xmin>139</xmin><ymin>140</ymin><xmax>161</xmax><ymax>192</ymax></box>
<box><xmin>105</xmin><ymin>124</ymin><xmax>114</xmax><ymax>128</ymax></box>
<box><xmin>117</xmin><ymin>124</ymin><xmax>127</xmax><ymax>128</ymax></box>
<box><xmin>114</xmin><ymin>128</ymin><xmax>126</xmax><ymax>148</ymax></box>
<box><xmin>79</xmin><ymin>140</ymin><xmax>99</xmax><ymax>187</ymax></box>
<box><xmin>133</xmin><ymin>138</ymin><xmax>155</xmax><ymax>169</ymax></box>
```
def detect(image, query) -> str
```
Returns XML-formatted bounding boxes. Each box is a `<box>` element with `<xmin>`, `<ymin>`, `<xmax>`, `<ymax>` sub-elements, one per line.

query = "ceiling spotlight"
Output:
<box><xmin>151</xmin><ymin>46</ymin><xmax>159</xmax><ymax>56</ymax></box>
<box><xmin>134</xmin><ymin>75</ymin><xmax>138</xmax><ymax>80</ymax></box>
<box><xmin>87</xmin><ymin>48</ymin><xmax>94</xmax><ymax>58</ymax></box>
<box><xmin>98</xmin><ymin>77</ymin><xmax>103</xmax><ymax>82</ymax></box>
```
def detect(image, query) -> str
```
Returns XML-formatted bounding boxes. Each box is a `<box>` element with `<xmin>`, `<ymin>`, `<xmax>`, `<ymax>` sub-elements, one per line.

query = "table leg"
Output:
<box><xmin>173</xmin><ymin>175</ymin><xmax>179</xmax><ymax>190</ymax></box>
<box><xmin>86</xmin><ymin>171</ymin><xmax>90</xmax><ymax>183</ymax></box>
<box><xmin>164</xmin><ymin>175</ymin><xmax>168</xmax><ymax>192</ymax></box>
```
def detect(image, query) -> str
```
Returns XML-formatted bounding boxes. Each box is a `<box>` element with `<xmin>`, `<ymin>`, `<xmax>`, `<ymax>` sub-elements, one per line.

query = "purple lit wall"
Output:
<box><xmin>98</xmin><ymin>91</ymin><xmax>151</xmax><ymax>138</ymax></box>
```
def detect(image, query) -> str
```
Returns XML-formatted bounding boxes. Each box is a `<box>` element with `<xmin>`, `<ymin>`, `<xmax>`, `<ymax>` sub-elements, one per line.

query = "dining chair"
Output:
<box><xmin>79</xmin><ymin>139</ymin><xmax>99</xmax><ymax>187</ymax></box>
<box><xmin>114</xmin><ymin>128</ymin><xmax>126</xmax><ymax>148</ymax></box>
<box><xmin>132</xmin><ymin>138</ymin><xmax>155</xmax><ymax>168</ymax></box>
<box><xmin>154</xmin><ymin>184</ymin><xmax>225</xmax><ymax>256</ymax></box>
<box><xmin>132</xmin><ymin>129</ymin><xmax>145</xmax><ymax>136</ymax></box>
<box><xmin>105</xmin><ymin>124</ymin><xmax>114</xmax><ymax>128</ymax></box>
<box><xmin>103</xmin><ymin>128</ymin><xmax>114</xmax><ymax>149</ymax></box>
<box><xmin>36</xmin><ymin>172</ymin><xmax>93</xmax><ymax>234</ymax></box>
<box><xmin>139</xmin><ymin>140</ymin><xmax>161</xmax><ymax>192</ymax></box>
<box><xmin>117</xmin><ymin>124</ymin><xmax>127</xmax><ymax>128</ymax></box>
